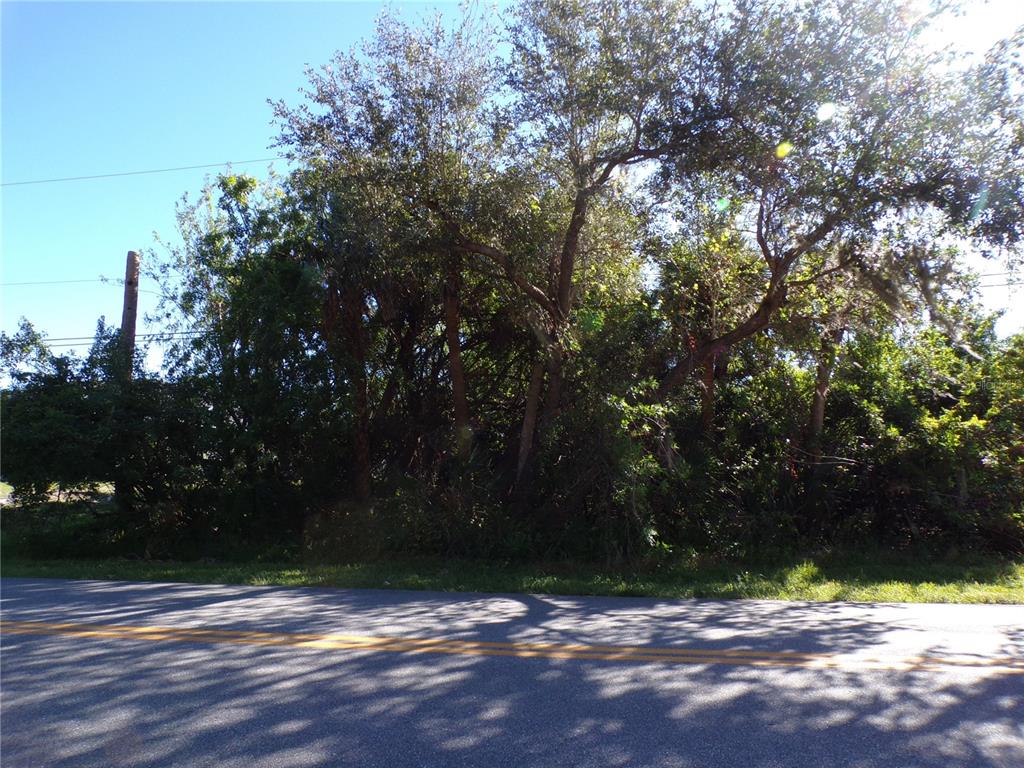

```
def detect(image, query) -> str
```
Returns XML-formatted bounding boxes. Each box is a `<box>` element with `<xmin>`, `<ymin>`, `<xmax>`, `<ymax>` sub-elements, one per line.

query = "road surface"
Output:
<box><xmin>1</xmin><ymin>577</ymin><xmax>1022</xmax><ymax>767</ymax></box>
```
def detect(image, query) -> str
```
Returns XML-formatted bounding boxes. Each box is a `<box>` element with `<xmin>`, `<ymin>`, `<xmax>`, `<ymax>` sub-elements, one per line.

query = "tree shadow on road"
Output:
<box><xmin>2</xmin><ymin>579</ymin><xmax>1022</xmax><ymax>767</ymax></box>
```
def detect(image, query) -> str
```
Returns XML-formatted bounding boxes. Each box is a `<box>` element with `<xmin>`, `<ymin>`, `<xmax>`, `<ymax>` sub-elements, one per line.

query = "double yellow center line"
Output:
<box><xmin>3</xmin><ymin>619</ymin><xmax>1022</xmax><ymax>674</ymax></box>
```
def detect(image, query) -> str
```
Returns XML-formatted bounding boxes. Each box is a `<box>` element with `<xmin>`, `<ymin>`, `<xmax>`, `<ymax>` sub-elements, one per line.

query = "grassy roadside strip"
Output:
<box><xmin>2</xmin><ymin>555</ymin><xmax>1022</xmax><ymax>603</ymax></box>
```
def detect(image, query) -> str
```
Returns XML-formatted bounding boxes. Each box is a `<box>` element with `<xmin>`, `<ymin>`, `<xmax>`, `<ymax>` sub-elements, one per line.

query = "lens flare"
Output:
<box><xmin>816</xmin><ymin>102</ymin><xmax>838</xmax><ymax>121</ymax></box>
<box><xmin>714</xmin><ymin>197</ymin><xmax>731</xmax><ymax>212</ymax></box>
<box><xmin>775</xmin><ymin>141</ymin><xmax>794</xmax><ymax>159</ymax></box>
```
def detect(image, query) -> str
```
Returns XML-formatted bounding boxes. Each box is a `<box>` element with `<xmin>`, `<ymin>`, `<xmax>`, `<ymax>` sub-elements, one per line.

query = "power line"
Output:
<box><xmin>1</xmin><ymin>278</ymin><xmax>109</xmax><ymax>287</ymax></box>
<box><xmin>40</xmin><ymin>331</ymin><xmax>205</xmax><ymax>343</ymax></box>
<box><xmin>41</xmin><ymin>334</ymin><xmax>211</xmax><ymax>350</ymax></box>
<box><xmin>43</xmin><ymin>345</ymin><xmax>173</xmax><ymax>351</ymax></box>
<box><xmin>44</xmin><ymin>346</ymin><xmax>193</xmax><ymax>351</ymax></box>
<box><xmin>3</xmin><ymin>269</ymin><xmax>1017</xmax><ymax>287</ymax></box>
<box><xmin>1</xmin><ymin>157</ymin><xmax>282</xmax><ymax>187</ymax></box>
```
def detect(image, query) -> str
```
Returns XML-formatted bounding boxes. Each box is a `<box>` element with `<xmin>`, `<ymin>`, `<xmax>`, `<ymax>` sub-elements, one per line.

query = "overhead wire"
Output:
<box><xmin>40</xmin><ymin>333</ymin><xmax>212</xmax><ymax>350</ymax></box>
<box><xmin>1</xmin><ymin>278</ymin><xmax>109</xmax><ymax>286</ymax></box>
<box><xmin>40</xmin><ymin>332</ymin><xmax>205</xmax><ymax>343</ymax></box>
<box><xmin>2</xmin><ymin>270</ymin><xmax>1018</xmax><ymax>289</ymax></box>
<box><xmin>1</xmin><ymin>157</ymin><xmax>283</xmax><ymax>187</ymax></box>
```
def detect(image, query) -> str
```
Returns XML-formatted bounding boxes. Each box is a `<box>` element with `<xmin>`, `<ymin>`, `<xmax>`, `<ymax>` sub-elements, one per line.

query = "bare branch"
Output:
<box><xmin>788</xmin><ymin>250</ymin><xmax>857</xmax><ymax>288</ymax></box>
<box><xmin>756</xmin><ymin>189</ymin><xmax>775</xmax><ymax>267</ymax></box>
<box><xmin>455</xmin><ymin>237</ymin><xmax>558</xmax><ymax>317</ymax></box>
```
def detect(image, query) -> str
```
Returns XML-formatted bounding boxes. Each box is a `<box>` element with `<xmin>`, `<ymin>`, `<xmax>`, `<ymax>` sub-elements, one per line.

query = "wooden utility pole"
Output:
<box><xmin>114</xmin><ymin>250</ymin><xmax>140</xmax><ymax>516</ymax></box>
<box><xmin>120</xmin><ymin>250</ymin><xmax>140</xmax><ymax>376</ymax></box>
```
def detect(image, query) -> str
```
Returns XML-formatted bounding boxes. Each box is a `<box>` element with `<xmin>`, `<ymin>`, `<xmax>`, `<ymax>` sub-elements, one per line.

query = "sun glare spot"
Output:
<box><xmin>816</xmin><ymin>102</ymin><xmax>838</xmax><ymax>121</ymax></box>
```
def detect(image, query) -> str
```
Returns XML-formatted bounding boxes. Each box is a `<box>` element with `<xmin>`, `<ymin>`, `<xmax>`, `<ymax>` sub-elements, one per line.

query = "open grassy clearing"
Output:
<box><xmin>3</xmin><ymin>554</ymin><xmax>1021</xmax><ymax>604</ymax></box>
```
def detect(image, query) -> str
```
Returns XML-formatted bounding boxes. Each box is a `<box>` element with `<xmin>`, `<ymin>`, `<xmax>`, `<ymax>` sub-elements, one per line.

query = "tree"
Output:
<box><xmin>653</xmin><ymin>0</ymin><xmax>1024</xmax><ymax>401</ymax></box>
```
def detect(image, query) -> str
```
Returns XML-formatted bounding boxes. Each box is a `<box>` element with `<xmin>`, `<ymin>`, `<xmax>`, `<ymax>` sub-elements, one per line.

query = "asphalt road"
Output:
<box><xmin>1</xmin><ymin>577</ymin><xmax>1022</xmax><ymax>768</ymax></box>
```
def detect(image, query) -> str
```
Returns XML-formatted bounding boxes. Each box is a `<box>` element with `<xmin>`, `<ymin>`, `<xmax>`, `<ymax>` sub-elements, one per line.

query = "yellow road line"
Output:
<box><xmin>2</xmin><ymin>619</ymin><xmax>1022</xmax><ymax>674</ymax></box>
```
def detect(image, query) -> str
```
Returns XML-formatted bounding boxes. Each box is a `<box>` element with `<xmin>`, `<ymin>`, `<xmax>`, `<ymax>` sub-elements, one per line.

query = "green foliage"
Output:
<box><xmin>810</xmin><ymin>327</ymin><xmax>1024</xmax><ymax>553</ymax></box>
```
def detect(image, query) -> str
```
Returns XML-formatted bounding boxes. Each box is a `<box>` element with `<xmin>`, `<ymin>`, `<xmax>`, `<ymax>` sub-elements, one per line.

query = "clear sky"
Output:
<box><xmin>1</xmin><ymin>0</ymin><xmax>460</xmax><ymax>365</ymax></box>
<box><xmin>2</xmin><ymin>0</ymin><xmax>1022</xmax><ymax>368</ymax></box>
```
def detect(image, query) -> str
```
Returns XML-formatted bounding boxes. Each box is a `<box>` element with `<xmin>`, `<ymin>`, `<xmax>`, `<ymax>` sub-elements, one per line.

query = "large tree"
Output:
<box><xmin>274</xmin><ymin>0</ymin><xmax>1022</xmax><ymax>491</ymax></box>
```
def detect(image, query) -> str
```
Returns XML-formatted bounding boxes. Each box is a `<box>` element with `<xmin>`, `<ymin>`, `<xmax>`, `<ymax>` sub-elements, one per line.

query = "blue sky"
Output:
<box><xmin>2</xmin><ymin>0</ymin><xmax>1022</xmax><ymax>368</ymax></box>
<box><xmin>1</xmin><ymin>1</ymin><xmax>459</xmax><ymax>364</ymax></box>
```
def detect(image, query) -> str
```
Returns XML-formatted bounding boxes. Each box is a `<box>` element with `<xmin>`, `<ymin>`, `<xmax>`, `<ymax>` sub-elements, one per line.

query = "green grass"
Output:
<box><xmin>2</xmin><ymin>553</ymin><xmax>1022</xmax><ymax>604</ymax></box>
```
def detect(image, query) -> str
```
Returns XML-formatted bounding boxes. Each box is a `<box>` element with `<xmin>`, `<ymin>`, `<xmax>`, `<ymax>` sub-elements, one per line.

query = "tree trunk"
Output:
<box><xmin>700</xmin><ymin>356</ymin><xmax>716</xmax><ymax>436</ymax></box>
<box><xmin>655</xmin><ymin>286</ymin><xmax>788</xmax><ymax>402</ymax></box>
<box><xmin>956</xmin><ymin>466</ymin><xmax>969</xmax><ymax>514</ymax></box>
<box><xmin>335</xmin><ymin>284</ymin><xmax>372</xmax><ymax>503</ymax></box>
<box><xmin>541</xmin><ymin>343</ymin><xmax>564</xmax><ymax>425</ymax></box>
<box><xmin>806</xmin><ymin>327</ymin><xmax>844</xmax><ymax>465</ymax></box>
<box><xmin>351</xmin><ymin>370</ymin><xmax>372</xmax><ymax>502</ymax></box>
<box><xmin>443</xmin><ymin>256</ymin><xmax>472</xmax><ymax>458</ymax></box>
<box><xmin>557</xmin><ymin>190</ymin><xmax>590</xmax><ymax>318</ymax></box>
<box><xmin>516</xmin><ymin>361</ymin><xmax>546</xmax><ymax>486</ymax></box>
